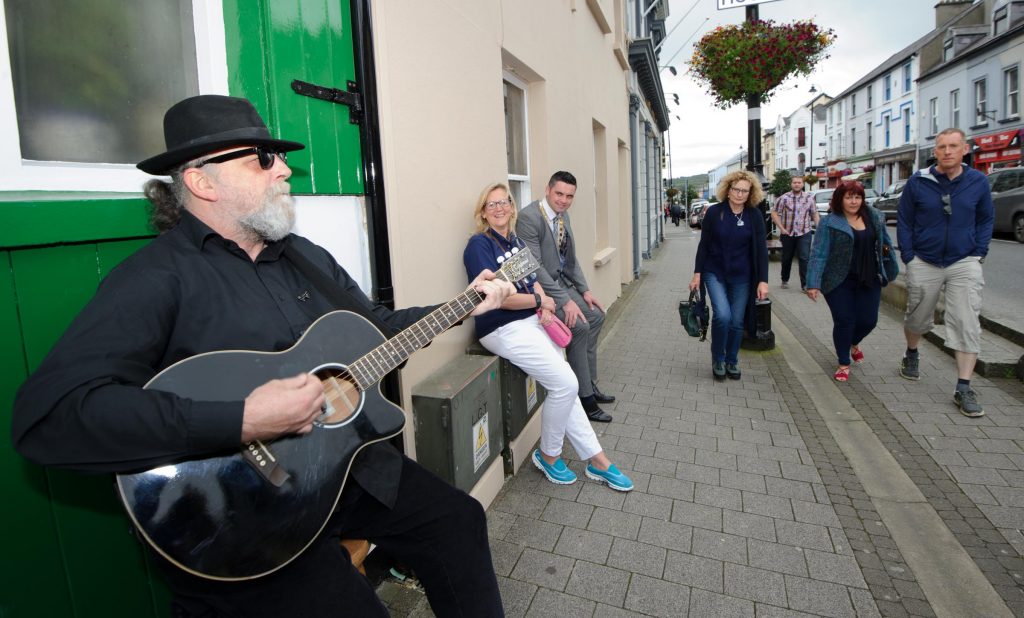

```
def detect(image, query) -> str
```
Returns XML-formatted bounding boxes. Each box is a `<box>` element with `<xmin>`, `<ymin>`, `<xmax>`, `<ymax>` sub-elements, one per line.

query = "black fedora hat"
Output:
<box><xmin>137</xmin><ymin>95</ymin><xmax>305</xmax><ymax>175</ymax></box>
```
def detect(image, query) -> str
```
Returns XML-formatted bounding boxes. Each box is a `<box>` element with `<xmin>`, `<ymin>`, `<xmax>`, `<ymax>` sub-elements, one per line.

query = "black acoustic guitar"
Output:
<box><xmin>116</xmin><ymin>248</ymin><xmax>539</xmax><ymax>580</ymax></box>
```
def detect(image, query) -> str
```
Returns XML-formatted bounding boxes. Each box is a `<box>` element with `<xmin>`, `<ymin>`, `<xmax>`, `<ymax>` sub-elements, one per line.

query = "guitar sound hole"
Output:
<box><xmin>313</xmin><ymin>365</ymin><xmax>362</xmax><ymax>426</ymax></box>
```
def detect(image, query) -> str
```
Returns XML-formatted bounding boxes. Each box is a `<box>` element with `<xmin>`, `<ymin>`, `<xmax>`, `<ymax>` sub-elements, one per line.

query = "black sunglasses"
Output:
<box><xmin>196</xmin><ymin>146</ymin><xmax>287</xmax><ymax>170</ymax></box>
<box><xmin>941</xmin><ymin>194</ymin><xmax>951</xmax><ymax>216</ymax></box>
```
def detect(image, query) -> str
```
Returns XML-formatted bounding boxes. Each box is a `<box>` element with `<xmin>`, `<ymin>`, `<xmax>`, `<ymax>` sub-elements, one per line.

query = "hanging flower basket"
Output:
<box><xmin>690</xmin><ymin>19</ymin><xmax>835</xmax><ymax>110</ymax></box>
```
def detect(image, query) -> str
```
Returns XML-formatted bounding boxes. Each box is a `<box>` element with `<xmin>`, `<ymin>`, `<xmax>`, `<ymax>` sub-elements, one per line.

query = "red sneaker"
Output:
<box><xmin>834</xmin><ymin>366</ymin><xmax>850</xmax><ymax>382</ymax></box>
<box><xmin>851</xmin><ymin>347</ymin><xmax>865</xmax><ymax>364</ymax></box>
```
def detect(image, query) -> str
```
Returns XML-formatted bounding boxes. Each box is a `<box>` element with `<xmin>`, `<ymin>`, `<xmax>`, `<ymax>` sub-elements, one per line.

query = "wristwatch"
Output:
<box><xmin>534</xmin><ymin>293</ymin><xmax>542</xmax><ymax>308</ymax></box>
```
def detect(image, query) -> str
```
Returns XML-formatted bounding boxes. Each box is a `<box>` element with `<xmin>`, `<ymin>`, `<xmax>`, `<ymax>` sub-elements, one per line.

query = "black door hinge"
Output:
<box><xmin>291</xmin><ymin>79</ymin><xmax>363</xmax><ymax>125</ymax></box>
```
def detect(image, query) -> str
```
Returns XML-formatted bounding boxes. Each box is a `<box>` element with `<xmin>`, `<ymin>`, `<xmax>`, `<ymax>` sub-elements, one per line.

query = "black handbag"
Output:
<box><xmin>679</xmin><ymin>288</ymin><xmax>709</xmax><ymax>341</ymax></box>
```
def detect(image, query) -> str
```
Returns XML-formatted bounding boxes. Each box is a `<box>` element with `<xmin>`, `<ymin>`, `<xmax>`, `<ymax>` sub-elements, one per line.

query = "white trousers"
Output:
<box><xmin>480</xmin><ymin>315</ymin><xmax>603</xmax><ymax>460</ymax></box>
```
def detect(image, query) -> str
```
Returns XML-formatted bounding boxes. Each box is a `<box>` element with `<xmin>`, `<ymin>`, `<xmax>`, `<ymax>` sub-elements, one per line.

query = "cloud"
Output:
<box><xmin>663</xmin><ymin>0</ymin><xmax>941</xmax><ymax>176</ymax></box>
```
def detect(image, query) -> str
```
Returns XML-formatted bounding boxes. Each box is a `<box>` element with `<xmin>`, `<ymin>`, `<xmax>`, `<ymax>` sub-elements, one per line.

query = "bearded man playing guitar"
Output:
<box><xmin>11</xmin><ymin>95</ymin><xmax>514</xmax><ymax>617</ymax></box>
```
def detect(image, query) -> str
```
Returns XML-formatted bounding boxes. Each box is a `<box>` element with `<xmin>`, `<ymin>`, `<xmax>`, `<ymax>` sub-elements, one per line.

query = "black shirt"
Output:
<box><xmin>12</xmin><ymin>211</ymin><xmax>433</xmax><ymax>504</ymax></box>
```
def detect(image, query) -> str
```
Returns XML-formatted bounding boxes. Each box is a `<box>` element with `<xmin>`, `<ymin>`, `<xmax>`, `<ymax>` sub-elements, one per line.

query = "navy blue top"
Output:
<box><xmin>463</xmin><ymin>230</ymin><xmax>537</xmax><ymax>338</ymax></box>
<box><xmin>849</xmin><ymin>225</ymin><xmax>877</xmax><ymax>286</ymax></box>
<box><xmin>704</xmin><ymin>206</ymin><xmax>753</xmax><ymax>284</ymax></box>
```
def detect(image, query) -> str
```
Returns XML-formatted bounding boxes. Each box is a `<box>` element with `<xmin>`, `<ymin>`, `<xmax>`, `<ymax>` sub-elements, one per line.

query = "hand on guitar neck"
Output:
<box><xmin>242</xmin><ymin>373</ymin><xmax>326</xmax><ymax>442</ymax></box>
<box><xmin>467</xmin><ymin>268</ymin><xmax>515</xmax><ymax>316</ymax></box>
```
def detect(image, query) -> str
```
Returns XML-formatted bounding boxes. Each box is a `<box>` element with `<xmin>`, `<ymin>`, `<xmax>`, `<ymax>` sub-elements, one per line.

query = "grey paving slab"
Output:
<box><xmin>439</xmin><ymin>228</ymin><xmax>1018</xmax><ymax>618</ymax></box>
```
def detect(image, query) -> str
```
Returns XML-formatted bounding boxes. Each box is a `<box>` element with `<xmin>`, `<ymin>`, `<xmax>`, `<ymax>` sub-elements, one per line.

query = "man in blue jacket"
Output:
<box><xmin>897</xmin><ymin>128</ymin><xmax>994</xmax><ymax>417</ymax></box>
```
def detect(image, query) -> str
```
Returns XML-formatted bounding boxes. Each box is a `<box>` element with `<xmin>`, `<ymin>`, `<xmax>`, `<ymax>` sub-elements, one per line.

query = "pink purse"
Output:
<box><xmin>538</xmin><ymin>310</ymin><xmax>572</xmax><ymax>348</ymax></box>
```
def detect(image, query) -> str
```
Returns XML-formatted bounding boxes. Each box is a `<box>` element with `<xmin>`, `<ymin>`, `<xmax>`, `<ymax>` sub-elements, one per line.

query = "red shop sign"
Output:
<box><xmin>974</xmin><ymin>129</ymin><xmax>1020</xmax><ymax>151</ymax></box>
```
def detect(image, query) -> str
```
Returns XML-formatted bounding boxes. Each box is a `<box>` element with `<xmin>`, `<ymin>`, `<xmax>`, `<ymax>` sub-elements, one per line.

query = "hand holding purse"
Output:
<box><xmin>538</xmin><ymin>310</ymin><xmax>572</xmax><ymax>348</ymax></box>
<box><xmin>679</xmin><ymin>289</ymin><xmax>709</xmax><ymax>341</ymax></box>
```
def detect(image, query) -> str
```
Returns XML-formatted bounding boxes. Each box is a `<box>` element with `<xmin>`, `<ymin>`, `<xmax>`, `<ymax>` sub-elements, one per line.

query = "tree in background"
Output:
<box><xmin>769</xmin><ymin>169</ymin><xmax>793</xmax><ymax>197</ymax></box>
<box><xmin>686</xmin><ymin>184</ymin><xmax>699</xmax><ymax>205</ymax></box>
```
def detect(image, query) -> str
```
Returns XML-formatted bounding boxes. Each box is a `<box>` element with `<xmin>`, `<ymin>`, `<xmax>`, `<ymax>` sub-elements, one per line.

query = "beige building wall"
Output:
<box><xmin>370</xmin><ymin>0</ymin><xmax>632</xmax><ymax>458</ymax></box>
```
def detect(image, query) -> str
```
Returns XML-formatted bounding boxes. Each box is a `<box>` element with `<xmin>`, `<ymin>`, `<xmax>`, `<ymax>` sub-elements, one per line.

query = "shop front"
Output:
<box><xmin>972</xmin><ymin>128</ymin><xmax>1022</xmax><ymax>174</ymax></box>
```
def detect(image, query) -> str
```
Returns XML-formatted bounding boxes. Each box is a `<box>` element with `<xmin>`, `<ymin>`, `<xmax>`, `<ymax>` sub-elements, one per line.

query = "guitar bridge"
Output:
<box><xmin>241</xmin><ymin>440</ymin><xmax>291</xmax><ymax>487</ymax></box>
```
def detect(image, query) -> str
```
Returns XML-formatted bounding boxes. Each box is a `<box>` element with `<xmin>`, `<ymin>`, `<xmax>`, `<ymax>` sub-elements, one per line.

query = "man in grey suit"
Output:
<box><xmin>516</xmin><ymin>171</ymin><xmax>614</xmax><ymax>422</ymax></box>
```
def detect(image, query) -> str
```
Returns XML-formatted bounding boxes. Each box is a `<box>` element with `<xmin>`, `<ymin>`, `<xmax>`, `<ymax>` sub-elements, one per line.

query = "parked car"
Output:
<box><xmin>689</xmin><ymin>203</ymin><xmax>706</xmax><ymax>228</ymax></box>
<box><xmin>863</xmin><ymin>188</ymin><xmax>880</xmax><ymax>208</ymax></box>
<box><xmin>988</xmin><ymin>167</ymin><xmax>1024</xmax><ymax>243</ymax></box>
<box><xmin>874</xmin><ymin>179</ymin><xmax>907</xmax><ymax>222</ymax></box>
<box><xmin>811</xmin><ymin>189</ymin><xmax>834</xmax><ymax>217</ymax></box>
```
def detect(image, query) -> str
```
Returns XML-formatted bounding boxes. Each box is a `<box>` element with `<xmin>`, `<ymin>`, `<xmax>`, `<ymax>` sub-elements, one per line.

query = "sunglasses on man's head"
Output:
<box><xmin>196</xmin><ymin>146</ymin><xmax>288</xmax><ymax>170</ymax></box>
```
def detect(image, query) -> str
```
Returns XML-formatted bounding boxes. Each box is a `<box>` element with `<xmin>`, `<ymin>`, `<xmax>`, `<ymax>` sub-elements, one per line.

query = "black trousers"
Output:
<box><xmin>165</xmin><ymin>456</ymin><xmax>503</xmax><ymax>617</ymax></box>
<box><xmin>779</xmin><ymin>233</ymin><xmax>812</xmax><ymax>286</ymax></box>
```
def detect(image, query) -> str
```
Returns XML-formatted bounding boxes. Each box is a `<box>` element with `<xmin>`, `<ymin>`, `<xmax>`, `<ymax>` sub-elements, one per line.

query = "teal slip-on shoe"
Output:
<box><xmin>532</xmin><ymin>449</ymin><xmax>577</xmax><ymax>485</ymax></box>
<box><xmin>585</xmin><ymin>463</ymin><xmax>634</xmax><ymax>492</ymax></box>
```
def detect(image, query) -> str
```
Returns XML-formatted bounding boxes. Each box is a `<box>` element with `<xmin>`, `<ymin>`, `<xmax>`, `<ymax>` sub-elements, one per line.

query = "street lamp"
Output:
<box><xmin>807</xmin><ymin>84</ymin><xmax>829</xmax><ymax>187</ymax></box>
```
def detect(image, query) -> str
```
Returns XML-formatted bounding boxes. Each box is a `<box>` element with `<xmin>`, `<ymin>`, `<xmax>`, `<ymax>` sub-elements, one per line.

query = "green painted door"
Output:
<box><xmin>0</xmin><ymin>1</ymin><xmax>364</xmax><ymax>616</ymax></box>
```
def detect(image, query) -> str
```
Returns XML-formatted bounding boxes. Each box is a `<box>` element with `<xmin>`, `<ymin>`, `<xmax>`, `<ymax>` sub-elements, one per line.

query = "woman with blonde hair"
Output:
<box><xmin>462</xmin><ymin>183</ymin><xmax>633</xmax><ymax>491</ymax></box>
<box><xmin>689</xmin><ymin>170</ymin><xmax>769</xmax><ymax>380</ymax></box>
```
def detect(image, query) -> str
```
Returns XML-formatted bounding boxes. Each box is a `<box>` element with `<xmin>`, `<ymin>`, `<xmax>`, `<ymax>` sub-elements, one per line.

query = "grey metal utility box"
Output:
<box><xmin>466</xmin><ymin>341</ymin><xmax>546</xmax><ymax>465</ymax></box>
<box><xmin>412</xmin><ymin>354</ymin><xmax>503</xmax><ymax>493</ymax></box>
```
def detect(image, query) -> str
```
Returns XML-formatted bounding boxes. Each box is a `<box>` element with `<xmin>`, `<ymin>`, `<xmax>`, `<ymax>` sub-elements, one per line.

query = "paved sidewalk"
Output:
<box><xmin>385</xmin><ymin>224</ymin><xmax>1024</xmax><ymax>617</ymax></box>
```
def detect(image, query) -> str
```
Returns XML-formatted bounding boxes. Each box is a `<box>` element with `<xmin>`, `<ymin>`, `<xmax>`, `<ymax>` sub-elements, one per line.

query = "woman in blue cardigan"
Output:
<box><xmin>689</xmin><ymin>171</ymin><xmax>769</xmax><ymax>380</ymax></box>
<box><xmin>806</xmin><ymin>180</ymin><xmax>898</xmax><ymax>382</ymax></box>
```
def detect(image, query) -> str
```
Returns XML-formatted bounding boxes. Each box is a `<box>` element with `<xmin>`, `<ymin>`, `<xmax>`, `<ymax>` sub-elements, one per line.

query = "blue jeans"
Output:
<box><xmin>780</xmin><ymin>233</ymin><xmax>812</xmax><ymax>287</ymax></box>
<box><xmin>823</xmin><ymin>277</ymin><xmax>881</xmax><ymax>365</ymax></box>
<box><xmin>704</xmin><ymin>272</ymin><xmax>749</xmax><ymax>364</ymax></box>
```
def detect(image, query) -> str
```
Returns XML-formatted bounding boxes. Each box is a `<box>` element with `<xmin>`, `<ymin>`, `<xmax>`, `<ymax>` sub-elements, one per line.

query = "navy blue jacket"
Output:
<box><xmin>896</xmin><ymin>164</ymin><xmax>993</xmax><ymax>267</ymax></box>
<box><xmin>694</xmin><ymin>203</ymin><xmax>769</xmax><ymax>285</ymax></box>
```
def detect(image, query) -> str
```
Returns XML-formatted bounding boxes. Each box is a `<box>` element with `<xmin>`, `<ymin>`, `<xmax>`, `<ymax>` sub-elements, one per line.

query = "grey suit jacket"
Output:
<box><xmin>516</xmin><ymin>200</ymin><xmax>589</xmax><ymax>308</ymax></box>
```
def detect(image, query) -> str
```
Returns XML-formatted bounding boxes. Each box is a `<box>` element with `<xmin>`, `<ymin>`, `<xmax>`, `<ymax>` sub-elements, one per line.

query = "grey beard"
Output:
<box><xmin>241</xmin><ymin>189</ymin><xmax>295</xmax><ymax>242</ymax></box>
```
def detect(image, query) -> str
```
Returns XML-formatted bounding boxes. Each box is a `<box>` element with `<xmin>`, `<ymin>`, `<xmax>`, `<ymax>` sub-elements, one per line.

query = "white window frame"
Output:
<box><xmin>851</xmin><ymin>93</ymin><xmax>856</xmax><ymax>116</ymax></box>
<box><xmin>975</xmin><ymin>78</ymin><xmax>988</xmax><ymax>125</ymax></box>
<box><xmin>884</xmin><ymin>74</ymin><xmax>892</xmax><ymax>101</ymax></box>
<box><xmin>0</xmin><ymin>1</ymin><xmax>229</xmax><ymax>192</ymax></box>
<box><xmin>943</xmin><ymin>40</ymin><xmax>953</xmax><ymax>62</ymax></box>
<box><xmin>929</xmin><ymin>98</ymin><xmax>938</xmax><ymax>136</ymax></box>
<box><xmin>850</xmin><ymin>127</ymin><xmax>856</xmax><ymax>155</ymax></box>
<box><xmin>903</xmin><ymin>109</ymin><xmax>911</xmax><ymax>143</ymax></box>
<box><xmin>502</xmin><ymin>71</ymin><xmax>531</xmax><ymax>208</ymax></box>
<box><xmin>867</xmin><ymin>84</ymin><xmax>873</xmax><ymax>109</ymax></box>
<box><xmin>1005</xmin><ymin>66</ymin><xmax>1019</xmax><ymax>119</ymax></box>
<box><xmin>866</xmin><ymin>121</ymin><xmax>873</xmax><ymax>151</ymax></box>
<box><xmin>884</xmin><ymin>115</ymin><xmax>891</xmax><ymax>147</ymax></box>
<box><xmin>903</xmin><ymin>62</ymin><xmax>912</xmax><ymax>93</ymax></box>
<box><xmin>951</xmin><ymin>89</ymin><xmax>960</xmax><ymax>127</ymax></box>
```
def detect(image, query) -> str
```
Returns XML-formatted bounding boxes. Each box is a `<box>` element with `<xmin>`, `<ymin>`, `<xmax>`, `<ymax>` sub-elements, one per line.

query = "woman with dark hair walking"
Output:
<box><xmin>806</xmin><ymin>180</ymin><xmax>898</xmax><ymax>381</ymax></box>
<box><xmin>689</xmin><ymin>170</ymin><xmax>769</xmax><ymax>380</ymax></box>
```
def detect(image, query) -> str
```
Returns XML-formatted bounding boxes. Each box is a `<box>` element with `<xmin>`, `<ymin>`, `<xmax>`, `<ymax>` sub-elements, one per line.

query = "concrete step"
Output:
<box><xmin>881</xmin><ymin>276</ymin><xmax>1024</xmax><ymax>379</ymax></box>
<box><xmin>923</xmin><ymin>323</ymin><xmax>1024</xmax><ymax>379</ymax></box>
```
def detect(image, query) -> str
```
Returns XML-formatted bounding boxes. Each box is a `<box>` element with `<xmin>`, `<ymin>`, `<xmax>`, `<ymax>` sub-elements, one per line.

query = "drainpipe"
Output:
<box><xmin>350</xmin><ymin>0</ymin><xmax>405</xmax><ymax>410</ymax></box>
<box><xmin>629</xmin><ymin>94</ymin><xmax>641</xmax><ymax>278</ymax></box>
<box><xmin>642</xmin><ymin>120</ymin><xmax>653</xmax><ymax>259</ymax></box>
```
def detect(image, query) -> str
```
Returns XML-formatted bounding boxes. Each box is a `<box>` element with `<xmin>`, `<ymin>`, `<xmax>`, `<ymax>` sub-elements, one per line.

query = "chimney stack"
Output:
<box><xmin>935</xmin><ymin>0</ymin><xmax>973</xmax><ymax>28</ymax></box>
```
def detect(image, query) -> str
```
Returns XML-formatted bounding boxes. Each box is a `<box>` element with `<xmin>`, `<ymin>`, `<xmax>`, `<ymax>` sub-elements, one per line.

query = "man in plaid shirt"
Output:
<box><xmin>771</xmin><ymin>176</ymin><xmax>819</xmax><ymax>290</ymax></box>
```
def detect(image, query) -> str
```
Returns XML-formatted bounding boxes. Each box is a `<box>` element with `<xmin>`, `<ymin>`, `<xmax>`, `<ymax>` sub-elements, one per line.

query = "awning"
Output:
<box><xmin>843</xmin><ymin>172</ymin><xmax>872</xmax><ymax>181</ymax></box>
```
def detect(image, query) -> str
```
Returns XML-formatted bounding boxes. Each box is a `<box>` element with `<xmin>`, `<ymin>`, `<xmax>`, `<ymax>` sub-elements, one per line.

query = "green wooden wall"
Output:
<box><xmin>1</xmin><ymin>1</ymin><xmax>363</xmax><ymax>615</ymax></box>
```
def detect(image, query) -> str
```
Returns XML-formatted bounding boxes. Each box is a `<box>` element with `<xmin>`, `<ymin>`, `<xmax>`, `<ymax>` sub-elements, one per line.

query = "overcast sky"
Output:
<box><xmin>661</xmin><ymin>0</ymin><xmax>949</xmax><ymax>178</ymax></box>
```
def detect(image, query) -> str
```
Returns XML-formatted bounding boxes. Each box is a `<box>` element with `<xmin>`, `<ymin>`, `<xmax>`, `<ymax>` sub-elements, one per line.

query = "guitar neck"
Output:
<box><xmin>345</xmin><ymin>285</ymin><xmax>487</xmax><ymax>390</ymax></box>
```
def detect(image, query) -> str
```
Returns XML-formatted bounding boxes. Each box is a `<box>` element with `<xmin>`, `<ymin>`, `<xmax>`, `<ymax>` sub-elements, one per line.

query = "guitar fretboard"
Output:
<box><xmin>345</xmin><ymin>288</ymin><xmax>481</xmax><ymax>389</ymax></box>
<box><xmin>341</xmin><ymin>247</ymin><xmax>536</xmax><ymax>390</ymax></box>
